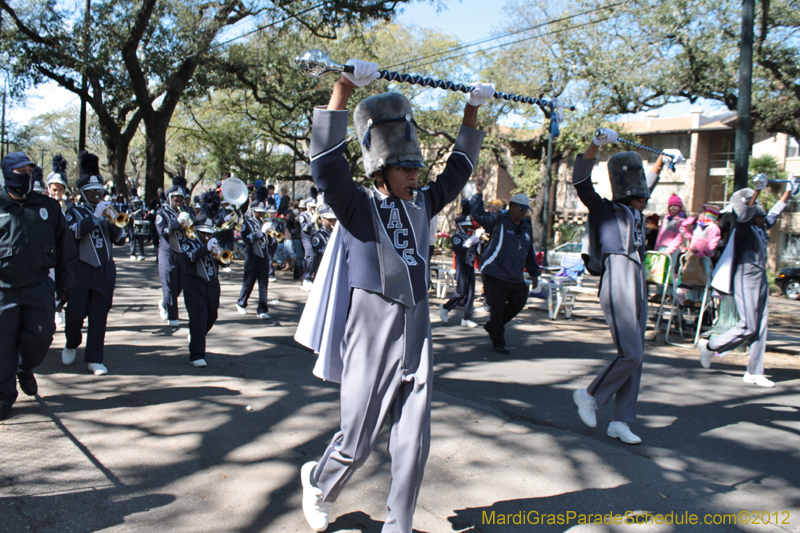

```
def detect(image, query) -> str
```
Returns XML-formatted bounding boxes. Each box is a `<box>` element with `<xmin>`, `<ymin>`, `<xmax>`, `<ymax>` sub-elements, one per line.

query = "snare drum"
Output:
<box><xmin>133</xmin><ymin>220</ymin><xmax>151</xmax><ymax>236</ymax></box>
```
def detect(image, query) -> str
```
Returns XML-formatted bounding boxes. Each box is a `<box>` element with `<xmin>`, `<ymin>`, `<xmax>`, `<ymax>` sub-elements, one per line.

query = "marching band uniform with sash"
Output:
<box><xmin>309</xmin><ymin>205</ymin><xmax>336</xmax><ymax>280</ymax></box>
<box><xmin>155</xmin><ymin>186</ymin><xmax>189</xmax><ymax>325</ymax></box>
<box><xmin>298</xmin><ymin>200</ymin><xmax>316</xmax><ymax>287</ymax></box>
<box><xmin>704</xmin><ymin>188</ymin><xmax>788</xmax><ymax>386</ymax></box>
<box><xmin>441</xmin><ymin>220</ymin><xmax>480</xmax><ymax>324</ymax></box>
<box><xmin>182</xmin><ymin>228</ymin><xmax>221</xmax><ymax>367</ymax></box>
<box><xmin>297</xmin><ymin>81</ymin><xmax>488</xmax><ymax>533</ymax></box>
<box><xmin>128</xmin><ymin>200</ymin><xmax>147</xmax><ymax>260</ymax></box>
<box><xmin>572</xmin><ymin>135</ymin><xmax>661</xmax><ymax>444</ymax></box>
<box><xmin>236</xmin><ymin>203</ymin><xmax>272</xmax><ymax>317</ymax></box>
<box><xmin>63</xmin><ymin>153</ymin><xmax>125</xmax><ymax>375</ymax></box>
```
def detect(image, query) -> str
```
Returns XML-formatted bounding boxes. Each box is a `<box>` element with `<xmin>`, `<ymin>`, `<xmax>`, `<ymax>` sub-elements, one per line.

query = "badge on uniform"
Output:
<box><xmin>156</xmin><ymin>215</ymin><xmax>163</xmax><ymax>224</ymax></box>
<box><xmin>40</xmin><ymin>207</ymin><xmax>49</xmax><ymax>220</ymax></box>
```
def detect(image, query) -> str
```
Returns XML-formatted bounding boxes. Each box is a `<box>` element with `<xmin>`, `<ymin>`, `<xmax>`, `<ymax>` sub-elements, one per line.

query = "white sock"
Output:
<box><xmin>581</xmin><ymin>388</ymin><xmax>593</xmax><ymax>402</ymax></box>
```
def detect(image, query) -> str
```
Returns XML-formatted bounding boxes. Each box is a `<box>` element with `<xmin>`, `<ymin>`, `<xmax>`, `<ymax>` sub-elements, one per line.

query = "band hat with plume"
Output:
<box><xmin>76</xmin><ymin>151</ymin><xmax>104</xmax><ymax>191</ymax></box>
<box><xmin>354</xmin><ymin>92</ymin><xmax>424</xmax><ymax>178</ymax></box>
<box><xmin>47</xmin><ymin>155</ymin><xmax>69</xmax><ymax>187</ymax></box>
<box><xmin>607</xmin><ymin>151</ymin><xmax>649</xmax><ymax>201</ymax></box>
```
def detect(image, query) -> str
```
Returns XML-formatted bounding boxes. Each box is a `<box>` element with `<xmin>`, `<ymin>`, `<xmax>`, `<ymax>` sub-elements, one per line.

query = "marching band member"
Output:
<box><xmin>700</xmin><ymin>182</ymin><xmax>793</xmax><ymax>386</ymax></box>
<box><xmin>155</xmin><ymin>179</ymin><xmax>189</xmax><ymax>326</ymax></box>
<box><xmin>62</xmin><ymin>152</ymin><xmax>126</xmax><ymax>375</ymax></box>
<box><xmin>128</xmin><ymin>198</ymin><xmax>147</xmax><ymax>261</ymax></box>
<box><xmin>470</xmin><ymin>183</ymin><xmax>541</xmax><ymax>354</ymax></box>
<box><xmin>298</xmin><ymin>198</ymin><xmax>316</xmax><ymax>290</ymax></box>
<box><xmin>183</xmin><ymin>225</ymin><xmax>222</xmax><ymax>368</ymax></box>
<box><xmin>295</xmin><ymin>57</ymin><xmax>491</xmax><ymax>533</ymax></box>
<box><xmin>236</xmin><ymin>202</ymin><xmax>272</xmax><ymax>319</ymax></box>
<box><xmin>309</xmin><ymin>204</ymin><xmax>336</xmax><ymax>280</ymax></box>
<box><xmin>571</xmin><ymin>128</ymin><xmax>661</xmax><ymax>445</ymax></box>
<box><xmin>47</xmin><ymin>155</ymin><xmax>74</xmax><ymax>325</ymax></box>
<box><xmin>0</xmin><ymin>152</ymin><xmax>76</xmax><ymax>420</ymax></box>
<box><xmin>439</xmin><ymin>217</ymin><xmax>480</xmax><ymax>328</ymax></box>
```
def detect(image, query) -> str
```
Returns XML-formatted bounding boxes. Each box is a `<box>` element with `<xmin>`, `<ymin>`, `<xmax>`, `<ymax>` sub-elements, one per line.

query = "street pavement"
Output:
<box><xmin>2</xmin><ymin>248</ymin><xmax>799</xmax><ymax>533</ymax></box>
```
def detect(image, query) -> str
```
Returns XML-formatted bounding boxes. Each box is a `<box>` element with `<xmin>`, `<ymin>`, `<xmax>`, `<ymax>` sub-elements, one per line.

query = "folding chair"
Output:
<box><xmin>665</xmin><ymin>254</ymin><xmax>713</xmax><ymax>347</ymax></box>
<box><xmin>644</xmin><ymin>251</ymin><xmax>673</xmax><ymax>338</ymax></box>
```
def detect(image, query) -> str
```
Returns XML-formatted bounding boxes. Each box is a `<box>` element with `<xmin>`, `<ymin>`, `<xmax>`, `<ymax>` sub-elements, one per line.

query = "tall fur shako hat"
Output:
<box><xmin>167</xmin><ymin>176</ymin><xmax>187</xmax><ymax>199</ymax></box>
<box><xmin>76</xmin><ymin>151</ymin><xmax>104</xmax><ymax>191</ymax></box>
<box><xmin>607</xmin><ymin>151</ymin><xmax>649</xmax><ymax>201</ymax></box>
<box><xmin>47</xmin><ymin>154</ymin><xmax>69</xmax><ymax>187</ymax></box>
<box><xmin>354</xmin><ymin>92</ymin><xmax>424</xmax><ymax>178</ymax></box>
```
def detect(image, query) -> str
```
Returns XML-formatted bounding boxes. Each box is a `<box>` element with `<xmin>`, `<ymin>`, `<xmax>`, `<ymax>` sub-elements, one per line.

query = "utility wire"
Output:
<box><xmin>211</xmin><ymin>3</ymin><xmax>326</xmax><ymax>49</ymax></box>
<box><xmin>384</xmin><ymin>1</ymin><xmax>624</xmax><ymax>70</ymax></box>
<box><xmin>403</xmin><ymin>15</ymin><xmax>615</xmax><ymax>72</ymax></box>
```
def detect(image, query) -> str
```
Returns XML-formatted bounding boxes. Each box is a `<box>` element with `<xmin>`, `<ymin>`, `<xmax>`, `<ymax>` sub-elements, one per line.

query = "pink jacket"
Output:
<box><xmin>682</xmin><ymin>219</ymin><xmax>720</xmax><ymax>257</ymax></box>
<box><xmin>655</xmin><ymin>215</ymin><xmax>685</xmax><ymax>254</ymax></box>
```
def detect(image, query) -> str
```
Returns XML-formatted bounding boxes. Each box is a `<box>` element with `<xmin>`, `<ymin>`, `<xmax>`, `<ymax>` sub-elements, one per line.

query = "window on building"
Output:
<box><xmin>788</xmin><ymin>137</ymin><xmax>799</xmax><ymax>159</ymax></box>
<box><xmin>649</xmin><ymin>135</ymin><xmax>692</xmax><ymax>163</ymax></box>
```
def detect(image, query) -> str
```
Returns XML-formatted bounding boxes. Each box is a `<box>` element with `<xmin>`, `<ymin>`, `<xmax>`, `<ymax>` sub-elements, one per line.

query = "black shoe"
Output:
<box><xmin>0</xmin><ymin>403</ymin><xmax>11</xmax><ymax>421</ymax></box>
<box><xmin>17</xmin><ymin>373</ymin><xmax>38</xmax><ymax>396</ymax></box>
<box><xmin>493</xmin><ymin>345</ymin><xmax>511</xmax><ymax>355</ymax></box>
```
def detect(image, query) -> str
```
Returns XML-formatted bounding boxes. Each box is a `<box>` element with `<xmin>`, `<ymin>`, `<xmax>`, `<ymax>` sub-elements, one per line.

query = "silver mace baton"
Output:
<box><xmin>752</xmin><ymin>173</ymin><xmax>799</xmax><ymax>194</ymax></box>
<box><xmin>295</xmin><ymin>49</ymin><xmax>574</xmax><ymax>117</ymax></box>
<box><xmin>594</xmin><ymin>129</ymin><xmax>679</xmax><ymax>172</ymax></box>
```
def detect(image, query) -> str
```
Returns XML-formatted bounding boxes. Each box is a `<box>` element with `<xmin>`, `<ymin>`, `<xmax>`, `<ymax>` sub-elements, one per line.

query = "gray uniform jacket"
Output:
<box><xmin>572</xmin><ymin>156</ymin><xmax>658</xmax><ymax>276</ymax></box>
<box><xmin>309</xmin><ymin>106</ymin><xmax>485</xmax><ymax>308</ymax></box>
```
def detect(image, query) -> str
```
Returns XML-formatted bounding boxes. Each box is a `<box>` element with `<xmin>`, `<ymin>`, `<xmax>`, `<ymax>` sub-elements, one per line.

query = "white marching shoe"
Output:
<box><xmin>301</xmin><ymin>461</ymin><xmax>330</xmax><ymax>532</ymax></box>
<box><xmin>573</xmin><ymin>388</ymin><xmax>597</xmax><ymax>428</ymax></box>
<box><xmin>236</xmin><ymin>303</ymin><xmax>248</xmax><ymax>315</ymax></box>
<box><xmin>62</xmin><ymin>347</ymin><xmax>76</xmax><ymax>366</ymax></box>
<box><xmin>607</xmin><ymin>421</ymin><xmax>642</xmax><ymax>444</ymax></box>
<box><xmin>168</xmin><ymin>319</ymin><xmax>179</xmax><ymax>327</ymax></box>
<box><xmin>698</xmin><ymin>339</ymin><xmax>713</xmax><ymax>369</ymax></box>
<box><xmin>190</xmin><ymin>359</ymin><xmax>207</xmax><ymax>368</ymax></box>
<box><xmin>157</xmin><ymin>300</ymin><xmax>169</xmax><ymax>321</ymax></box>
<box><xmin>439</xmin><ymin>304</ymin><xmax>450</xmax><ymax>323</ymax></box>
<box><xmin>257</xmin><ymin>313</ymin><xmax>270</xmax><ymax>319</ymax></box>
<box><xmin>87</xmin><ymin>363</ymin><xmax>108</xmax><ymax>376</ymax></box>
<box><xmin>743</xmin><ymin>372</ymin><xmax>775</xmax><ymax>388</ymax></box>
<box><xmin>461</xmin><ymin>318</ymin><xmax>478</xmax><ymax>328</ymax></box>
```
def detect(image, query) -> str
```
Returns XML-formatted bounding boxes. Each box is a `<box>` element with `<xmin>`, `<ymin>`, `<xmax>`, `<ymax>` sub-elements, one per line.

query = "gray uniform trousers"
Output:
<box><xmin>314</xmin><ymin>288</ymin><xmax>433</xmax><ymax>533</ymax></box>
<box><xmin>707</xmin><ymin>263</ymin><xmax>768</xmax><ymax>375</ymax></box>
<box><xmin>588</xmin><ymin>254</ymin><xmax>647</xmax><ymax>424</ymax></box>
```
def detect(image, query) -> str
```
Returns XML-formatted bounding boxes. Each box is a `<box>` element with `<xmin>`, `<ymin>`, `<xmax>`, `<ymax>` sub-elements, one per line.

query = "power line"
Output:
<box><xmin>211</xmin><ymin>3</ymin><xmax>326</xmax><ymax>49</ymax></box>
<box><xmin>384</xmin><ymin>2</ymin><xmax>625</xmax><ymax>70</ymax></box>
<box><xmin>401</xmin><ymin>15</ymin><xmax>615</xmax><ymax>73</ymax></box>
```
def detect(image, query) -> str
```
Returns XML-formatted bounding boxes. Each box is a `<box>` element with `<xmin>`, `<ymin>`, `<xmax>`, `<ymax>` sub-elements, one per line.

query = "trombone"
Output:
<box><xmin>262</xmin><ymin>221</ymin><xmax>285</xmax><ymax>243</ymax></box>
<box><xmin>102</xmin><ymin>205</ymin><xmax>129</xmax><ymax>228</ymax></box>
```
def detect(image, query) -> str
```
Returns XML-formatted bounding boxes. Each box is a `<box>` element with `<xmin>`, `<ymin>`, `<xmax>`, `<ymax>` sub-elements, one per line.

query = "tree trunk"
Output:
<box><xmin>144</xmin><ymin>119</ymin><xmax>169</xmax><ymax>205</ymax></box>
<box><xmin>106</xmin><ymin>143</ymin><xmax>130</xmax><ymax>198</ymax></box>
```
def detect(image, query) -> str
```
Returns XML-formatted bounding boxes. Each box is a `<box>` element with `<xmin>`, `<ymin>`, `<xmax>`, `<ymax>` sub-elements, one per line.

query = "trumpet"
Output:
<box><xmin>209</xmin><ymin>241</ymin><xmax>233</xmax><ymax>265</ymax></box>
<box><xmin>102</xmin><ymin>206</ymin><xmax>129</xmax><ymax>228</ymax></box>
<box><xmin>262</xmin><ymin>221</ymin><xmax>285</xmax><ymax>243</ymax></box>
<box><xmin>180</xmin><ymin>217</ymin><xmax>197</xmax><ymax>240</ymax></box>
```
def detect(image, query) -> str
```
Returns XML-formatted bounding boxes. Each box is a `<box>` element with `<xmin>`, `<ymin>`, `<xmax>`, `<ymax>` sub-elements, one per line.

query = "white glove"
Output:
<box><xmin>177</xmin><ymin>212</ymin><xmax>192</xmax><ymax>225</ymax></box>
<box><xmin>262</xmin><ymin>222</ymin><xmax>274</xmax><ymax>232</ymax></box>
<box><xmin>592</xmin><ymin>128</ymin><xmax>618</xmax><ymax>146</ymax></box>
<box><xmin>343</xmin><ymin>59</ymin><xmax>380</xmax><ymax>88</ymax></box>
<box><xmin>224</xmin><ymin>214</ymin><xmax>233</xmax><ymax>222</ymax></box>
<box><xmin>206</xmin><ymin>238</ymin><xmax>219</xmax><ymax>252</ymax></box>
<box><xmin>662</xmin><ymin>149</ymin><xmax>684</xmax><ymax>165</ymax></box>
<box><xmin>466</xmin><ymin>82</ymin><xmax>496</xmax><ymax>107</ymax></box>
<box><xmin>93</xmin><ymin>201</ymin><xmax>111</xmax><ymax>219</ymax></box>
<box><xmin>475</xmin><ymin>228</ymin><xmax>486</xmax><ymax>238</ymax></box>
<box><xmin>753</xmin><ymin>173</ymin><xmax>767</xmax><ymax>191</ymax></box>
